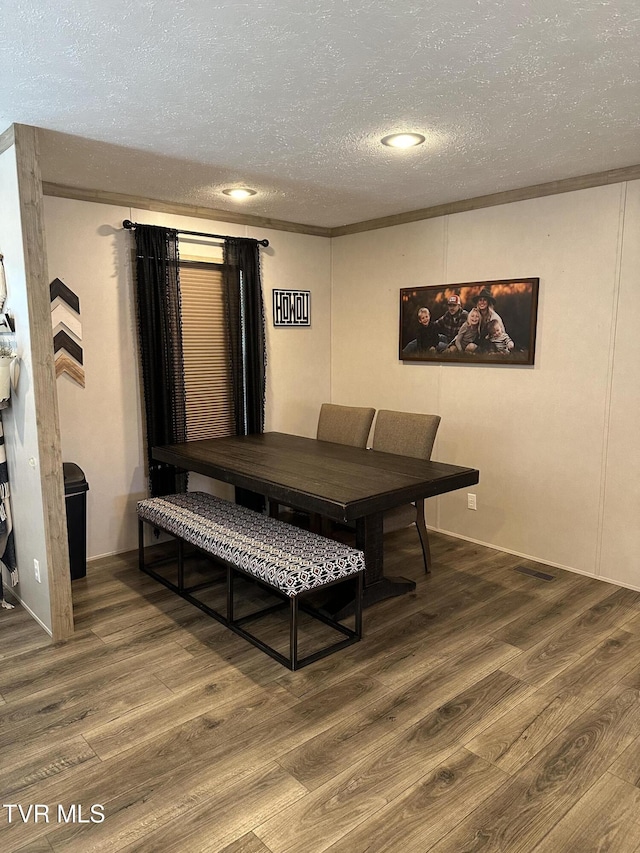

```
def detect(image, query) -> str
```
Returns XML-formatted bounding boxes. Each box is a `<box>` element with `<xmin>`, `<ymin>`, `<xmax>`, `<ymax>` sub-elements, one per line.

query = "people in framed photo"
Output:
<box><xmin>399</xmin><ymin>278</ymin><xmax>539</xmax><ymax>365</ymax></box>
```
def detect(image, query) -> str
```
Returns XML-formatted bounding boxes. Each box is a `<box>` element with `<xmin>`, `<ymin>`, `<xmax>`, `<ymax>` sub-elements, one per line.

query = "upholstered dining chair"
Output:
<box><xmin>310</xmin><ymin>403</ymin><xmax>375</xmax><ymax>534</ymax></box>
<box><xmin>278</xmin><ymin>404</ymin><xmax>375</xmax><ymax>529</ymax></box>
<box><xmin>371</xmin><ymin>409</ymin><xmax>441</xmax><ymax>573</ymax></box>
<box><xmin>316</xmin><ymin>403</ymin><xmax>375</xmax><ymax>448</ymax></box>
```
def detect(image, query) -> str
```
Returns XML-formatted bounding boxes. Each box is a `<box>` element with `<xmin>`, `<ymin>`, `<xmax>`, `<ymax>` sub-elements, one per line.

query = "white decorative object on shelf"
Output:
<box><xmin>0</xmin><ymin>340</ymin><xmax>18</xmax><ymax>402</ymax></box>
<box><xmin>0</xmin><ymin>353</ymin><xmax>11</xmax><ymax>401</ymax></box>
<box><xmin>9</xmin><ymin>356</ymin><xmax>19</xmax><ymax>392</ymax></box>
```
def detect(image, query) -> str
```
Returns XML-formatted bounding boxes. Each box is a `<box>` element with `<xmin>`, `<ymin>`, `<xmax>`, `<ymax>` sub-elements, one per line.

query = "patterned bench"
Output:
<box><xmin>137</xmin><ymin>491</ymin><xmax>364</xmax><ymax>670</ymax></box>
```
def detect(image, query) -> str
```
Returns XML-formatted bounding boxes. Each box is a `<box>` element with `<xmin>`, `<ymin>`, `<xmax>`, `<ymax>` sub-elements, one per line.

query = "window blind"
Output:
<box><xmin>179</xmin><ymin>262</ymin><xmax>235</xmax><ymax>440</ymax></box>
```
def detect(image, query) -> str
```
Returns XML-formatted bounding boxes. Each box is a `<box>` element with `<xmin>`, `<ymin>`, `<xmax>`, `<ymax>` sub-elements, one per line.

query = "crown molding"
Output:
<box><xmin>42</xmin><ymin>162</ymin><xmax>640</xmax><ymax>241</ymax></box>
<box><xmin>0</xmin><ymin>124</ymin><xmax>16</xmax><ymax>155</ymax></box>
<box><xmin>329</xmin><ymin>164</ymin><xmax>640</xmax><ymax>237</ymax></box>
<box><xmin>41</xmin><ymin>183</ymin><xmax>333</xmax><ymax>238</ymax></box>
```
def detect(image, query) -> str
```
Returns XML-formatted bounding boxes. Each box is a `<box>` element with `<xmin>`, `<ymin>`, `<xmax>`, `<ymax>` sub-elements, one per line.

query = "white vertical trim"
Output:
<box><xmin>434</xmin><ymin>214</ymin><xmax>451</xmax><ymax>533</ymax></box>
<box><xmin>594</xmin><ymin>182</ymin><xmax>627</xmax><ymax>577</ymax></box>
<box><xmin>329</xmin><ymin>235</ymin><xmax>334</xmax><ymax>403</ymax></box>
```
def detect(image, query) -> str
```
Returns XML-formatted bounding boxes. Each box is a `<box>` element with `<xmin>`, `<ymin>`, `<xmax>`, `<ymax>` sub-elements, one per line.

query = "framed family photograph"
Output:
<box><xmin>399</xmin><ymin>278</ymin><xmax>539</xmax><ymax>365</ymax></box>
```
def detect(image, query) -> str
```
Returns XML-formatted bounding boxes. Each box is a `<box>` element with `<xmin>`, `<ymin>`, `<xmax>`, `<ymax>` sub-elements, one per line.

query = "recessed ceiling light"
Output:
<box><xmin>380</xmin><ymin>133</ymin><xmax>426</xmax><ymax>149</ymax></box>
<box><xmin>222</xmin><ymin>187</ymin><xmax>257</xmax><ymax>199</ymax></box>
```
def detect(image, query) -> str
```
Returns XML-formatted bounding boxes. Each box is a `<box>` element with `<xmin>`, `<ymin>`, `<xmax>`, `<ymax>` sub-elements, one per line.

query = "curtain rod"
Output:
<box><xmin>122</xmin><ymin>219</ymin><xmax>269</xmax><ymax>247</ymax></box>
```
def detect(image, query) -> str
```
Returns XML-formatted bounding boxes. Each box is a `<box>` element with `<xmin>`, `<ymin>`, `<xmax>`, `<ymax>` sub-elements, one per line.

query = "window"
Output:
<box><xmin>179</xmin><ymin>260</ymin><xmax>235</xmax><ymax>440</ymax></box>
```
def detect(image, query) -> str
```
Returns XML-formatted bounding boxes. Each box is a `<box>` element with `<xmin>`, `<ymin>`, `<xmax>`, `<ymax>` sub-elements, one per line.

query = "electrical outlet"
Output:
<box><xmin>34</xmin><ymin>558</ymin><xmax>41</xmax><ymax>582</ymax></box>
<box><xmin>467</xmin><ymin>493</ymin><xmax>477</xmax><ymax>510</ymax></box>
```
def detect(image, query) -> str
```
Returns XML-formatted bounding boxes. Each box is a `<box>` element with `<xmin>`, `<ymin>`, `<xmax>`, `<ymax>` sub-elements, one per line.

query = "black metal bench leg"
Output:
<box><xmin>227</xmin><ymin>565</ymin><xmax>234</xmax><ymax>624</ymax></box>
<box><xmin>177</xmin><ymin>537</ymin><xmax>185</xmax><ymax>592</ymax></box>
<box><xmin>138</xmin><ymin>519</ymin><xmax>145</xmax><ymax>572</ymax></box>
<box><xmin>355</xmin><ymin>572</ymin><xmax>363</xmax><ymax>638</ymax></box>
<box><xmin>290</xmin><ymin>596</ymin><xmax>298</xmax><ymax>670</ymax></box>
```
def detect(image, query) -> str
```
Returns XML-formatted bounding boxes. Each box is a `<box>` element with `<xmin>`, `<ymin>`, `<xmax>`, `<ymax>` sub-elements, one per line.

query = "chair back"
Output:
<box><xmin>316</xmin><ymin>403</ymin><xmax>375</xmax><ymax>448</ymax></box>
<box><xmin>372</xmin><ymin>410</ymin><xmax>441</xmax><ymax>460</ymax></box>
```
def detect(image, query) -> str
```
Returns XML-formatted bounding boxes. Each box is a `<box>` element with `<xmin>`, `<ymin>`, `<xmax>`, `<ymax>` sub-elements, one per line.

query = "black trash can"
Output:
<box><xmin>63</xmin><ymin>462</ymin><xmax>89</xmax><ymax>580</ymax></box>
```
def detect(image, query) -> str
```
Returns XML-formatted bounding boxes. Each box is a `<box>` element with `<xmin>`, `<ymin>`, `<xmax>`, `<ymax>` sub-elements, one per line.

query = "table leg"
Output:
<box><xmin>235</xmin><ymin>487</ymin><xmax>265</xmax><ymax>513</ymax></box>
<box><xmin>356</xmin><ymin>512</ymin><xmax>384</xmax><ymax>585</ymax></box>
<box><xmin>267</xmin><ymin>499</ymin><xmax>280</xmax><ymax>518</ymax></box>
<box><xmin>325</xmin><ymin>512</ymin><xmax>416</xmax><ymax>619</ymax></box>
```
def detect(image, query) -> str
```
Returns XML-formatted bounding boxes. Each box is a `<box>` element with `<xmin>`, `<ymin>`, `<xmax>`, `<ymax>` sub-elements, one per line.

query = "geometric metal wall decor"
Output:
<box><xmin>272</xmin><ymin>289</ymin><xmax>311</xmax><ymax>327</ymax></box>
<box><xmin>50</xmin><ymin>278</ymin><xmax>85</xmax><ymax>387</ymax></box>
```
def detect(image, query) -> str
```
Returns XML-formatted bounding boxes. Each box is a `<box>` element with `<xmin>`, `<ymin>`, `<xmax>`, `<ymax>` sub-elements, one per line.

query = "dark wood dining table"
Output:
<box><xmin>153</xmin><ymin>432</ymin><xmax>479</xmax><ymax>610</ymax></box>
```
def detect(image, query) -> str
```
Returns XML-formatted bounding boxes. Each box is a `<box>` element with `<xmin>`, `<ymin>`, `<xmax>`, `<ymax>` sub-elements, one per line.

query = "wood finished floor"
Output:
<box><xmin>2</xmin><ymin>529</ymin><xmax>640</xmax><ymax>852</ymax></box>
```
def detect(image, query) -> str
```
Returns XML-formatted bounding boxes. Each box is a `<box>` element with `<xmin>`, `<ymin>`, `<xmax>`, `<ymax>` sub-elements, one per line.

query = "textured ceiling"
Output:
<box><xmin>1</xmin><ymin>0</ymin><xmax>639</xmax><ymax>228</ymax></box>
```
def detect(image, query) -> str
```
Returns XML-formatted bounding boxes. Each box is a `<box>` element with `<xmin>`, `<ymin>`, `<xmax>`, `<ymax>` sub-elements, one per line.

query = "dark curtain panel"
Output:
<box><xmin>224</xmin><ymin>238</ymin><xmax>267</xmax><ymax>512</ymax></box>
<box><xmin>134</xmin><ymin>225</ymin><xmax>188</xmax><ymax>497</ymax></box>
<box><xmin>223</xmin><ymin>237</ymin><xmax>266</xmax><ymax>435</ymax></box>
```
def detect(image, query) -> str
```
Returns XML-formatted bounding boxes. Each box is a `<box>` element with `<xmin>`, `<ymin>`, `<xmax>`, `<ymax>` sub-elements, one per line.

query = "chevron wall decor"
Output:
<box><xmin>50</xmin><ymin>278</ymin><xmax>84</xmax><ymax>387</ymax></box>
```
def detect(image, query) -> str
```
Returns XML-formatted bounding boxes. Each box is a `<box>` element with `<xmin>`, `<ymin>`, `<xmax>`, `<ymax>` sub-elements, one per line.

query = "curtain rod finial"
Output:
<box><xmin>123</xmin><ymin>219</ymin><xmax>134</xmax><ymax>230</ymax></box>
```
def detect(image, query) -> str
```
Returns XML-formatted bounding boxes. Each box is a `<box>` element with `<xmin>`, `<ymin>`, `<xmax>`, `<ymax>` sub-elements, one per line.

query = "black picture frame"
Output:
<box><xmin>272</xmin><ymin>289</ymin><xmax>311</xmax><ymax>327</ymax></box>
<box><xmin>399</xmin><ymin>278</ymin><xmax>539</xmax><ymax>365</ymax></box>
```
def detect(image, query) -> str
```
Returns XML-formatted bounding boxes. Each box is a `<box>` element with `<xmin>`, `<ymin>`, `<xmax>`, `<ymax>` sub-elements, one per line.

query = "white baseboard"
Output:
<box><xmin>4</xmin><ymin>592</ymin><xmax>53</xmax><ymax>636</ymax></box>
<box><xmin>431</xmin><ymin>526</ymin><xmax>640</xmax><ymax>594</ymax></box>
<box><xmin>87</xmin><ymin>527</ymin><xmax>640</xmax><ymax>596</ymax></box>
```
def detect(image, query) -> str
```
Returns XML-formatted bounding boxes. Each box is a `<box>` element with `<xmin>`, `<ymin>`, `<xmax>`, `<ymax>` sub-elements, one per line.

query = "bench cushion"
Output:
<box><xmin>137</xmin><ymin>492</ymin><xmax>364</xmax><ymax>597</ymax></box>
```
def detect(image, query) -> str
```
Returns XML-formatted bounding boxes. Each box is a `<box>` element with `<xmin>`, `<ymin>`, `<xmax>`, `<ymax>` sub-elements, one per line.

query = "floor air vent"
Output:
<box><xmin>514</xmin><ymin>566</ymin><xmax>555</xmax><ymax>581</ymax></box>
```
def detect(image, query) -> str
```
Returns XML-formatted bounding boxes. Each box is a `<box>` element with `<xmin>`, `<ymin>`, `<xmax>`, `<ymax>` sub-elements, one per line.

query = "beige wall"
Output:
<box><xmin>45</xmin><ymin>180</ymin><xmax>640</xmax><ymax>592</ymax></box>
<box><xmin>599</xmin><ymin>181</ymin><xmax>640</xmax><ymax>588</ymax></box>
<box><xmin>331</xmin><ymin>181</ymin><xmax>640</xmax><ymax>589</ymax></box>
<box><xmin>257</xmin><ymin>227</ymin><xmax>332</xmax><ymax>439</ymax></box>
<box><xmin>44</xmin><ymin>197</ymin><xmax>332</xmax><ymax>559</ymax></box>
